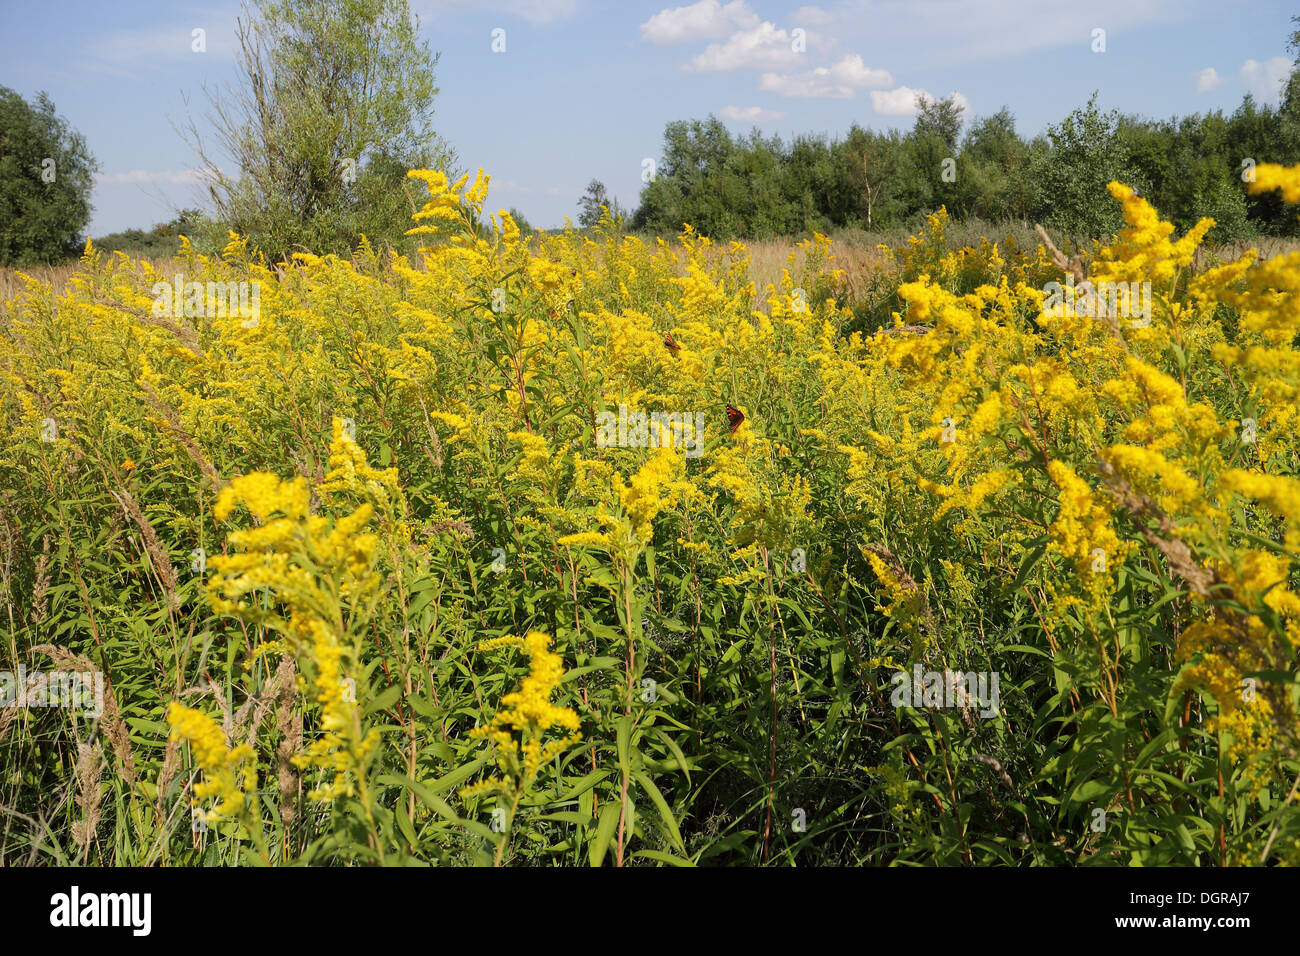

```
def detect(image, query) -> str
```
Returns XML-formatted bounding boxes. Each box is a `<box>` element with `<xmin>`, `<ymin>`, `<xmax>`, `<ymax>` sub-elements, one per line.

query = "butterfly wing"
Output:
<box><xmin>726</xmin><ymin>404</ymin><xmax>744</xmax><ymax>433</ymax></box>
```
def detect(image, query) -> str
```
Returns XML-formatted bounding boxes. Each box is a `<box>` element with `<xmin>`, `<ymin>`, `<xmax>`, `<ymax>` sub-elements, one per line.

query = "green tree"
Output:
<box><xmin>786</xmin><ymin>134</ymin><xmax>840</xmax><ymax>232</ymax></box>
<box><xmin>183</xmin><ymin>0</ymin><xmax>457</xmax><ymax>261</ymax></box>
<box><xmin>1228</xmin><ymin>94</ymin><xmax>1289</xmax><ymax>235</ymax></box>
<box><xmin>727</xmin><ymin>129</ymin><xmax>796</xmax><ymax>238</ymax></box>
<box><xmin>0</xmin><ymin>87</ymin><xmax>98</xmax><ymax>266</ymax></box>
<box><xmin>1028</xmin><ymin>92</ymin><xmax>1143</xmax><ymax>240</ymax></box>
<box><xmin>633</xmin><ymin>117</ymin><xmax>738</xmax><ymax>236</ymax></box>
<box><xmin>958</xmin><ymin>107</ymin><xmax>1029</xmax><ymax>220</ymax></box>
<box><xmin>1280</xmin><ymin>14</ymin><xmax>1300</xmax><ymax>153</ymax></box>
<box><xmin>913</xmin><ymin>93</ymin><xmax>964</xmax><ymax>151</ymax></box>
<box><xmin>93</xmin><ymin>208</ymin><xmax>207</xmax><ymax>257</ymax></box>
<box><xmin>577</xmin><ymin>179</ymin><xmax>624</xmax><ymax>228</ymax></box>
<box><xmin>902</xmin><ymin>94</ymin><xmax>966</xmax><ymax>216</ymax></box>
<box><xmin>838</xmin><ymin>124</ymin><xmax>903</xmax><ymax>229</ymax></box>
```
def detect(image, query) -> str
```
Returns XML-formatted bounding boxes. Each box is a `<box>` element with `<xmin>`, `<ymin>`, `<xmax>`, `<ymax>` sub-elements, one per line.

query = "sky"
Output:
<box><xmin>0</xmin><ymin>0</ymin><xmax>1296</xmax><ymax>235</ymax></box>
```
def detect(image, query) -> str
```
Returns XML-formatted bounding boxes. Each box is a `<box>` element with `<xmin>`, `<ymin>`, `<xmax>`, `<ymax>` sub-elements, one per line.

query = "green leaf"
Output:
<box><xmin>630</xmin><ymin>849</ymin><xmax>695</xmax><ymax>867</ymax></box>
<box><xmin>363</xmin><ymin>683</ymin><xmax>402</xmax><ymax>717</ymax></box>
<box><xmin>589</xmin><ymin>799</ymin><xmax>621</xmax><ymax>867</ymax></box>
<box><xmin>633</xmin><ymin>770</ymin><xmax>685</xmax><ymax>854</ymax></box>
<box><xmin>375</xmin><ymin>773</ymin><xmax>460</xmax><ymax>826</ymax></box>
<box><xmin>1070</xmin><ymin>779</ymin><xmax>1113</xmax><ymax>806</ymax></box>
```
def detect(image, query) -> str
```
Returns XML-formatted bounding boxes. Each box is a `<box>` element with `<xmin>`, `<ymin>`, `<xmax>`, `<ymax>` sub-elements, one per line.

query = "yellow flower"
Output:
<box><xmin>1220</xmin><ymin>468</ymin><xmax>1300</xmax><ymax>539</ymax></box>
<box><xmin>1046</xmin><ymin>460</ymin><xmax>1126</xmax><ymax>585</ymax></box>
<box><xmin>467</xmin><ymin>631</ymin><xmax>582</xmax><ymax>785</ymax></box>
<box><xmin>406</xmin><ymin>169</ymin><xmax>471</xmax><ymax>235</ymax></box>
<box><xmin>527</xmin><ymin>257</ymin><xmax>569</xmax><ymax>291</ymax></box>
<box><xmin>317</xmin><ymin>416</ymin><xmax>400</xmax><ymax>505</ymax></box>
<box><xmin>557</xmin><ymin>530</ymin><xmax>610</xmax><ymax>548</ymax></box>
<box><xmin>1247</xmin><ymin>162</ymin><xmax>1300</xmax><ymax>204</ymax></box>
<box><xmin>215</xmin><ymin>471</ymin><xmax>311</xmax><ymax>523</ymax></box>
<box><xmin>166</xmin><ymin>702</ymin><xmax>256</xmax><ymax>822</ymax></box>
<box><xmin>507</xmin><ymin>429</ymin><xmax>554</xmax><ymax>487</ymax></box>
<box><xmin>619</xmin><ymin>444</ymin><xmax>688</xmax><ymax>545</ymax></box>
<box><xmin>1092</xmin><ymin>182</ymin><xmax>1213</xmax><ymax>285</ymax></box>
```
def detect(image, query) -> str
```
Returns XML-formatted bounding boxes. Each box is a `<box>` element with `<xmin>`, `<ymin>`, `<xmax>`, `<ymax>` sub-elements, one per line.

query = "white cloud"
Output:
<box><xmin>1195</xmin><ymin>67</ymin><xmax>1223</xmax><ymax>93</ymax></box>
<box><xmin>1241</xmin><ymin>56</ymin><xmax>1293</xmax><ymax>102</ymax></box>
<box><xmin>790</xmin><ymin>5</ymin><xmax>835</xmax><ymax>27</ymax></box>
<box><xmin>948</xmin><ymin>91</ymin><xmax>972</xmax><ymax>121</ymax></box>
<box><xmin>759</xmin><ymin>54</ymin><xmax>891</xmax><ymax>98</ymax></box>
<box><xmin>690</xmin><ymin>21</ymin><xmax>812</xmax><ymax>71</ymax></box>
<box><xmin>719</xmin><ymin>104</ymin><xmax>786</xmax><ymax>122</ymax></box>
<box><xmin>870</xmin><ymin>86</ymin><xmax>924</xmax><ymax>116</ymax></box>
<box><xmin>95</xmin><ymin>169</ymin><xmax>206</xmax><ymax>186</ymax></box>
<box><xmin>640</xmin><ymin>0</ymin><xmax>759</xmax><ymax>44</ymax></box>
<box><xmin>870</xmin><ymin>86</ymin><xmax>970</xmax><ymax>120</ymax></box>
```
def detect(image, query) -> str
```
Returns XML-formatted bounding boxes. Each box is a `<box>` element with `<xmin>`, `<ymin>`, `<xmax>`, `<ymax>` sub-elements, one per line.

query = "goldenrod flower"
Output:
<box><xmin>166</xmin><ymin>702</ymin><xmax>256</xmax><ymax>822</ymax></box>
<box><xmin>467</xmin><ymin>631</ymin><xmax>581</xmax><ymax>787</ymax></box>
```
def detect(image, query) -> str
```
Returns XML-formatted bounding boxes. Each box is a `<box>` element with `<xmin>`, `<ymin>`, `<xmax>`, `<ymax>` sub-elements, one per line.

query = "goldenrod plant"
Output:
<box><xmin>2</xmin><ymin>163</ymin><xmax>1300</xmax><ymax>866</ymax></box>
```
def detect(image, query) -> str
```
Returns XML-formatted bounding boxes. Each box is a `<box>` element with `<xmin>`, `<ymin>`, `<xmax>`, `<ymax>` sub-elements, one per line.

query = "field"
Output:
<box><xmin>2</xmin><ymin>165</ymin><xmax>1300</xmax><ymax>867</ymax></box>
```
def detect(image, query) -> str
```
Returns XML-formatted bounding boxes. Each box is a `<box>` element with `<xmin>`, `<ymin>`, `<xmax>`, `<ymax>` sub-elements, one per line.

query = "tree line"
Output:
<box><xmin>619</xmin><ymin>84</ymin><xmax>1300</xmax><ymax>243</ymax></box>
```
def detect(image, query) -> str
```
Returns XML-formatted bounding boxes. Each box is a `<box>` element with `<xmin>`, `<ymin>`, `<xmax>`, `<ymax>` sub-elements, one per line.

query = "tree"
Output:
<box><xmin>903</xmin><ymin>94</ymin><xmax>967</xmax><ymax>216</ymax></box>
<box><xmin>1028</xmin><ymin>92</ymin><xmax>1143</xmax><ymax>240</ymax></box>
<box><xmin>1228</xmin><ymin>94</ymin><xmax>1289</xmax><ymax>235</ymax></box>
<box><xmin>0</xmin><ymin>87</ymin><xmax>98</xmax><ymax>265</ymax></box>
<box><xmin>1274</xmin><ymin>15</ymin><xmax>1300</xmax><ymax>177</ymax></box>
<box><xmin>182</xmin><ymin>0</ymin><xmax>457</xmax><ymax>261</ymax></box>
<box><xmin>727</xmin><ymin>129</ymin><xmax>796</xmax><ymax>238</ymax></box>
<box><xmin>839</xmin><ymin>125</ymin><xmax>901</xmax><ymax>229</ymax></box>
<box><xmin>633</xmin><ymin>117</ymin><xmax>737</xmax><ymax>236</ymax></box>
<box><xmin>93</xmin><ymin>208</ymin><xmax>206</xmax><ymax>257</ymax></box>
<box><xmin>786</xmin><ymin>134</ymin><xmax>840</xmax><ymax>232</ymax></box>
<box><xmin>577</xmin><ymin>179</ymin><xmax>623</xmax><ymax>228</ymax></box>
<box><xmin>958</xmin><ymin>108</ymin><xmax>1029</xmax><ymax>220</ymax></box>
<box><xmin>913</xmin><ymin>94</ymin><xmax>964</xmax><ymax>152</ymax></box>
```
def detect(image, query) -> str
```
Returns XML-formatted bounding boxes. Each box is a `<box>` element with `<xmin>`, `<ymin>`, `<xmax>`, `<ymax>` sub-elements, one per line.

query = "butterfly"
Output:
<box><xmin>663</xmin><ymin>332</ymin><xmax>681</xmax><ymax>354</ymax></box>
<box><xmin>726</xmin><ymin>403</ymin><xmax>745</xmax><ymax>433</ymax></box>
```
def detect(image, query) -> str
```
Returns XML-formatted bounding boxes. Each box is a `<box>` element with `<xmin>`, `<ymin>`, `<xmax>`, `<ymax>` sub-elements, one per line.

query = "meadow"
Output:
<box><xmin>2</xmin><ymin>165</ymin><xmax>1300</xmax><ymax>866</ymax></box>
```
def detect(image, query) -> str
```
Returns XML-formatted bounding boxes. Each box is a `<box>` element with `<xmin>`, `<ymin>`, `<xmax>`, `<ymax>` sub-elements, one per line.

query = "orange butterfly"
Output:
<box><xmin>726</xmin><ymin>404</ymin><xmax>745</xmax><ymax>433</ymax></box>
<box><xmin>664</xmin><ymin>332</ymin><xmax>682</xmax><ymax>354</ymax></box>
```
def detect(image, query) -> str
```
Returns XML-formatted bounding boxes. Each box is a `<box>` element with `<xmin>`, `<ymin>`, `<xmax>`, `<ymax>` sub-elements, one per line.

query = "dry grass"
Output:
<box><xmin>1192</xmin><ymin>235</ymin><xmax>1300</xmax><ymax>270</ymax></box>
<box><xmin>744</xmin><ymin>239</ymin><xmax>889</xmax><ymax>294</ymax></box>
<box><xmin>0</xmin><ymin>261</ymin><xmax>81</xmax><ymax>302</ymax></box>
<box><xmin>745</xmin><ymin>231</ymin><xmax>1300</xmax><ymax>301</ymax></box>
<box><xmin>0</xmin><ymin>257</ymin><xmax>180</xmax><ymax>303</ymax></box>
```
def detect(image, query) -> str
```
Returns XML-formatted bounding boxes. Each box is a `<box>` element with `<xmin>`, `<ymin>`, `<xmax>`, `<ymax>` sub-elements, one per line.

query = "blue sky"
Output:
<box><xmin>1</xmin><ymin>0</ymin><xmax>1295</xmax><ymax>234</ymax></box>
